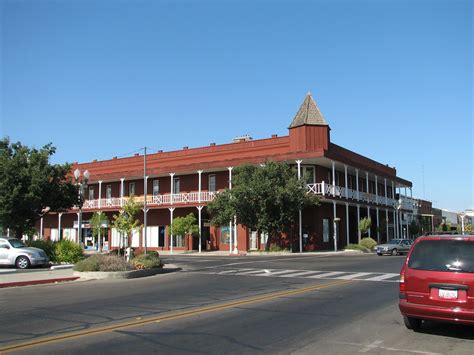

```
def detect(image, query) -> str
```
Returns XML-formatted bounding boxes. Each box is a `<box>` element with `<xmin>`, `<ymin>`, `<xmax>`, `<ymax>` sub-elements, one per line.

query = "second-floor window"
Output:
<box><xmin>88</xmin><ymin>187</ymin><xmax>94</xmax><ymax>200</ymax></box>
<box><xmin>303</xmin><ymin>166</ymin><xmax>315</xmax><ymax>184</ymax></box>
<box><xmin>153</xmin><ymin>179</ymin><xmax>160</xmax><ymax>196</ymax></box>
<box><xmin>173</xmin><ymin>177</ymin><xmax>180</xmax><ymax>194</ymax></box>
<box><xmin>129</xmin><ymin>182</ymin><xmax>135</xmax><ymax>196</ymax></box>
<box><xmin>106</xmin><ymin>185</ymin><xmax>112</xmax><ymax>199</ymax></box>
<box><xmin>208</xmin><ymin>174</ymin><xmax>216</xmax><ymax>192</ymax></box>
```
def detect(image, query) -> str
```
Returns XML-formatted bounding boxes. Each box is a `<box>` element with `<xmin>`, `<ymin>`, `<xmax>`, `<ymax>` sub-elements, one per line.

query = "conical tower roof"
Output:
<box><xmin>289</xmin><ymin>92</ymin><xmax>328</xmax><ymax>128</ymax></box>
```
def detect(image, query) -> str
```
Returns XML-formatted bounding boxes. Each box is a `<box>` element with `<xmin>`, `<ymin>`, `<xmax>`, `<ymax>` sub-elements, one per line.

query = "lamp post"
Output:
<box><xmin>74</xmin><ymin>168</ymin><xmax>90</xmax><ymax>246</ymax></box>
<box><xmin>395</xmin><ymin>198</ymin><xmax>403</xmax><ymax>240</ymax></box>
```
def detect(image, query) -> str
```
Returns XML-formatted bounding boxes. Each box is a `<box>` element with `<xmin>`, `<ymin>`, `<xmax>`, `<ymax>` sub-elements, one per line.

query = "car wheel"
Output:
<box><xmin>403</xmin><ymin>316</ymin><xmax>422</xmax><ymax>331</ymax></box>
<box><xmin>391</xmin><ymin>248</ymin><xmax>399</xmax><ymax>256</ymax></box>
<box><xmin>15</xmin><ymin>256</ymin><xmax>31</xmax><ymax>269</ymax></box>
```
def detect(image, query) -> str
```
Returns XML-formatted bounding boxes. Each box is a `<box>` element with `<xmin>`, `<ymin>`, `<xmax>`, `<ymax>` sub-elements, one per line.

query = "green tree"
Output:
<box><xmin>358</xmin><ymin>217</ymin><xmax>372</xmax><ymax>240</ymax></box>
<box><xmin>90</xmin><ymin>211</ymin><xmax>109</xmax><ymax>252</ymax></box>
<box><xmin>169</xmin><ymin>213</ymin><xmax>199</xmax><ymax>248</ymax></box>
<box><xmin>0</xmin><ymin>137</ymin><xmax>77</xmax><ymax>238</ymax></box>
<box><xmin>207</xmin><ymin>161</ymin><xmax>319</xmax><ymax>249</ymax></box>
<box><xmin>112</xmin><ymin>196</ymin><xmax>142</xmax><ymax>258</ymax></box>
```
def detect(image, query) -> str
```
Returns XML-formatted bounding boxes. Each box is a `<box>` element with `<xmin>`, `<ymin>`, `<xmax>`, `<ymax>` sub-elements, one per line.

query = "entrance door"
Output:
<box><xmin>250</xmin><ymin>231</ymin><xmax>258</xmax><ymax>250</ymax></box>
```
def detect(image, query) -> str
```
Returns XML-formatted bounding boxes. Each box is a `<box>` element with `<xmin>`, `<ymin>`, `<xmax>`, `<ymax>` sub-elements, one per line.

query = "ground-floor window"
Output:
<box><xmin>171</xmin><ymin>234</ymin><xmax>184</xmax><ymax>247</ymax></box>
<box><xmin>131</xmin><ymin>228</ymin><xmax>140</xmax><ymax>248</ymax></box>
<box><xmin>323</xmin><ymin>219</ymin><xmax>329</xmax><ymax>242</ymax></box>
<box><xmin>50</xmin><ymin>228</ymin><xmax>59</xmax><ymax>242</ymax></box>
<box><xmin>147</xmin><ymin>226</ymin><xmax>166</xmax><ymax>247</ymax></box>
<box><xmin>111</xmin><ymin>228</ymin><xmax>128</xmax><ymax>248</ymax></box>
<box><xmin>63</xmin><ymin>228</ymin><xmax>77</xmax><ymax>242</ymax></box>
<box><xmin>260</xmin><ymin>232</ymin><xmax>268</xmax><ymax>244</ymax></box>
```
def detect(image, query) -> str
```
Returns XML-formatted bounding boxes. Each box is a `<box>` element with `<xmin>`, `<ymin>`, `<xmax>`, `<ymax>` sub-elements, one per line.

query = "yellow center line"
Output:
<box><xmin>0</xmin><ymin>279</ymin><xmax>352</xmax><ymax>353</ymax></box>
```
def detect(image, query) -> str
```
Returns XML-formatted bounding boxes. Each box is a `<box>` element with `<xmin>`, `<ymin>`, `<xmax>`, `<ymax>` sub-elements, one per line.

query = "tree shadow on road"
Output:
<box><xmin>415</xmin><ymin>321</ymin><xmax>474</xmax><ymax>340</ymax></box>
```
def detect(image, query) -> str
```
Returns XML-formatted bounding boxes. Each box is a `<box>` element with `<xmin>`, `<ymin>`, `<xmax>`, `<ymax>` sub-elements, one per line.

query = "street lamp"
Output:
<box><xmin>74</xmin><ymin>169</ymin><xmax>90</xmax><ymax>246</ymax></box>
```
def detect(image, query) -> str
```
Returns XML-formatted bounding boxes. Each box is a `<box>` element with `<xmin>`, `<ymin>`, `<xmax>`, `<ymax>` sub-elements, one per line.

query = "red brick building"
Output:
<box><xmin>39</xmin><ymin>93</ymin><xmax>415</xmax><ymax>252</ymax></box>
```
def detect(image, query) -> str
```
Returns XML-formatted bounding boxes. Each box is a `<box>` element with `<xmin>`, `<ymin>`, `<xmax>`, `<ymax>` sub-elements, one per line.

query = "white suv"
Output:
<box><xmin>0</xmin><ymin>238</ymin><xmax>49</xmax><ymax>269</ymax></box>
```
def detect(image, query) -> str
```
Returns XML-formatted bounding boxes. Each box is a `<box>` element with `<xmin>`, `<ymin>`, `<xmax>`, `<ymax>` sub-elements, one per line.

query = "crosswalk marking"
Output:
<box><xmin>195</xmin><ymin>268</ymin><xmax>400</xmax><ymax>283</ymax></box>
<box><xmin>308</xmin><ymin>271</ymin><xmax>347</xmax><ymax>279</ymax></box>
<box><xmin>337</xmin><ymin>272</ymin><xmax>372</xmax><ymax>280</ymax></box>
<box><xmin>363</xmin><ymin>273</ymin><xmax>400</xmax><ymax>281</ymax></box>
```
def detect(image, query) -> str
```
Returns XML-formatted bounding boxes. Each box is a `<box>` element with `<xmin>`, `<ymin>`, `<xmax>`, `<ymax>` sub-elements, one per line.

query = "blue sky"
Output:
<box><xmin>1</xmin><ymin>0</ymin><xmax>472</xmax><ymax>212</ymax></box>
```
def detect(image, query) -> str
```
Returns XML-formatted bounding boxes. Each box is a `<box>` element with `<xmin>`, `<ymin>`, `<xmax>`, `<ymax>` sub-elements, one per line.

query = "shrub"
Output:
<box><xmin>359</xmin><ymin>237</ymin><xmax>377</xmax><ymax>251</ymax></box>
<box><xmin>55</xmin><ymin>240</ymin><xmax>84</xmax><ymax>263</ymax></box>
<box><xmin>26</xmin><ymin>239</ymin><xmax>57</xmax><ymax>262</ymax></box>
<box><xmin>268</xmin><ymin>244</ymin><xmax>288</xmax><ymax>252</ymax></box>
<box><xmin>73</xmin><ymin>255</ymin><xmax>132</xmax><ymax>272</ymax></box>
<box><xmin>345</xmin><ymin>243</ymin><xmax>369</xmax><ymax>253</ymax></box>
<box><xmin>131</xmin><ymin>253</ymin><xmax>162</xmax><ymax>270</ymax></box>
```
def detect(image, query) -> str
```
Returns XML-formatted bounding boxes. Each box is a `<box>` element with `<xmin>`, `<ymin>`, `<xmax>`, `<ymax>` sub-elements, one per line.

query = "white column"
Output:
<box><xmin>357</xmin><ymin>204</ymin><xmax>361</xmax><ymax>242</ymax></box>
<box><xmin>393</xmin><ymin>210</ymin><xmax>396</xmax><ymax>240</ymax></box>
<box><xmin>365</xmin><ymin>171</ymin><xmax>369</xmax><ymax>199</ymax></box>
<box><xmin>76</xmin><ymin>212</ymin><xmax>80</xmax><ymax>243</ymax></box>
<box><xmin>170</xmin><ymin>173</ymin><xmax>175</xmax><ymax>205</ymax></box>
<box><xmin>396</xmin><ymin>209</ymin><xmax>400</xmax><ymax>239</ymax></box>
<box><xmin>233</xmin><ymin>215</ymin><xmax>238</xmax><ymax>254</ymax></box>
<box><xmin>58</xmin><ymin>213</ymin><xmax>63</xmax><ymax>240</ymax></box>
<box><xmin>356</xmin><ymin>169</ymin><xmax>360</xmax><ymax>201</ymax></box>
<box><xmin>197</xmin><ymin>170</ymin><xmax>203</xmax><ymax>203</ymax></box>
<box><xmin>344</xmin><ymin>165</ymin><xmax>348</xmax><ymax>199</ymax></box>
<box><xmin>143</xmin><ymin>176</ymin><xmax>149</xmax><ymax>251</ymax></box>
<box><xmin>384</xmin><ymin>178</ymin><xmax>388</xmax><ymax>206</ymax></box>
<box><xmin>98</xmin><ymin>181</ymin><xmax>102</xmax><ymax>209</ymax></box>
<box><xmin>332</xmin><ymin>161</ymin><xmax>336</xmax><ymax>197</ymax></box>
<box><xmin>345</xmin><ymin>203</ymin><xmax>350</xmax><ymax>246</ymax></box>
<box><xmin>169</xmin><ymin>207</ymin><xmax>175</xmax><ymax>254</ymax></box>
<box><xmin>376</xmin><ymin>207</ymin><xmax>380</xmax><ymax>243</ymax></box>
<box><xmin>40</xmin><ymin>217</ymin><xmax>43</xmax><ymax>239</ymax></box>
<box><xmin>367</xmin><ymin>206</ymin><xmax>371</xmax><ymax>238</ymax></box>
<box><xmin>228</xmin><ymin>167</ymin><xmax>233</xmax><ymax>253</ymax></box>
<box><xmin>120</xmin><ymin>178</ymin><xmax>125</xmax><ymax>207</ymax></box>
<box><xmin>385</xmin><ymin>210</ymin><xmax>389</xmax><ymax>242</ymax></box>
<box><xmin>333</xmin><ymin>201</ymin><xmax>337</xmax><ymax>251</ymax></box>
<box><xmin>197</xmin><ymin>206</ymin><xmax>203</xmax><ymax>253</ymax></box>
<box><xmin>296</xmin><ymin>160</ymin><xmax>303</xmax><ymax>253</ymax></box>
<box><xmin>375</xmin><ymin>176</ymin><xmax>378</xmax><ymax>204</ymax></box>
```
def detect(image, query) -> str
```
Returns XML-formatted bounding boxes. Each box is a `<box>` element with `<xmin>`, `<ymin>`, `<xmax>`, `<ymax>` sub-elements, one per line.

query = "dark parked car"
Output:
<box><xmin>376</xmin><ymin>239</ymin><xmax>413</xmax><ymax>256</ymax></box>
<box><xmin>399</xmin><ymin>235</ymin><xmax>474</xmax><ymax>330</ymax></box>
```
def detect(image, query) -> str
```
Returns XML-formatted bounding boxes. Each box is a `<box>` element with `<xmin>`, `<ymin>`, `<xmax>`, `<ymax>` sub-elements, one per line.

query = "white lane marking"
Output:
<box><xmin>308</xmin><ymin>271</ymin><xmax>347</xmax><ymax>279</ymax></box>
<box><xmin>217</xmin><ymin>254</ymin><xmax>333</xmax><ymax>267</ymax></box>
<box><xmin>260</xmin><ymin>269</ymin><xmax>300</xmax><ymax>276</ymax></box>
<box><xmin>277</xmin><ymin>270</ymin><xmax>324</xmax><ymax>278</ymax></box>
<box><xmin>333</xmin><ymin>340</ymin><xmax>442</xmax><ymax>355</ymax></box>
<box><xmin>364</xmin><ymin>273</ymin><xmax>399</xmax><ymax>281</ymax></box>
<box><xmin>337</xmin><ymin>272</ymin><xmax>372</xmax><ymax>280</ymax></box>
<box><xmin>235</xmin><ymin>269</ymin><xmax>269</xmax><ymax>275</ymax></box>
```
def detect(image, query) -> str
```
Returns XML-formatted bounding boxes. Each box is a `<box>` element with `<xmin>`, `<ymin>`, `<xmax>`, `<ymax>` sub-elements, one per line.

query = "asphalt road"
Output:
<box><xmin>1</xmin><ymin>254</ymin><xmax>473</xmax><ymax>354</ymax></box>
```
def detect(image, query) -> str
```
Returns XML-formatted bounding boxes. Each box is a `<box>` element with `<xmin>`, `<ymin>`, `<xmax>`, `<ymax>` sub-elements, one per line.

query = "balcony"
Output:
<box><xmin>78</xmin><ymin>191</ymin><xmax>218</xmax><ymax>210</ymax></box>
<box><xmin>306</xmin><ymin>182</ymin><xmax>414</xmax><ymax>210</ymax></box>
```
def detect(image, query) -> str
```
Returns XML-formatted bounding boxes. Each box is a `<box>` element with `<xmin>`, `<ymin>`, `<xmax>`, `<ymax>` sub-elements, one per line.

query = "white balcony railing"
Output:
<box><xmin>79</xmin><ymin>191</ymin><xmax>219</xmax><ymax>210</ymax></box>
<box><xmin>307</xmin><ymin>182</ymin><xmax>405</xmax><ymax>210</ymax></box>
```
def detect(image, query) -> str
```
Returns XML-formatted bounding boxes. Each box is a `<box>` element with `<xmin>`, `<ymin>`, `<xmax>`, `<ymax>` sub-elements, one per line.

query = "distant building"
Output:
<box><xmin>37</xmin><ymin>93</ymin><xmax>414</xmax><ymax>252</ymax></box>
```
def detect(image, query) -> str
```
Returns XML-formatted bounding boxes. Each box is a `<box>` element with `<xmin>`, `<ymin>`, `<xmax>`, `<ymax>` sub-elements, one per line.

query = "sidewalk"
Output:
<box><xmin>0</xmin><ymin>267</ymin><xmax>78</xmax><ymax>289</ymax></box>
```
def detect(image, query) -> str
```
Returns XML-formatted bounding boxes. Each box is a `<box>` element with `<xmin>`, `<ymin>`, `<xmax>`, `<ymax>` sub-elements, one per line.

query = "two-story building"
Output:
<box><xmin>38</xmin><ymin>93</ymin><xmax>414</xmax><ymax>252</ymax></box>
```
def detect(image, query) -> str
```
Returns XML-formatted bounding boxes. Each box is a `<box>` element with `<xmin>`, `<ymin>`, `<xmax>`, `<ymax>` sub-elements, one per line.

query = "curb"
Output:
<box><xmin>73</xmin><ymin>265</ymin><xmax>181</xmax><ymax>280</ymax></box>
<box><xmin>50</xmin><ymin>264</ymin><xmax>75</xmax><ymax>270</ymax></box>
<box><xmin>0</xmin><ymin>277</ymin><xmax>80</xmax><ymax>289</ymax></box>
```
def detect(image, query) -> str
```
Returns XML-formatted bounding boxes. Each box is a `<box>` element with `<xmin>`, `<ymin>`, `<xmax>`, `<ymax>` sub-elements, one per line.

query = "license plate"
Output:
<box><xmin>439</xmin><ymin>289</ymin><xmax>458</xmax><ymax>299</ymax></box>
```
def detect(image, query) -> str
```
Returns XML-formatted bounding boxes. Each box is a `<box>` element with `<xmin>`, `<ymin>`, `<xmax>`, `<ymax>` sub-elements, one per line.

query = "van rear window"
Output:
<box><xmin>408</xmin><ymin>240</ymin><xmax>474</xmax><ymax>273</ymax></box>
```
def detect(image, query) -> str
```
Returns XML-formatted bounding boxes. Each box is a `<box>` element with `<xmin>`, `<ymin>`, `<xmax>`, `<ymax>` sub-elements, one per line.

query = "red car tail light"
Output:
<box><xmin>399</xmin><ymin>272</ymin><xmax>406</xmax><ymax>298</ymax></box>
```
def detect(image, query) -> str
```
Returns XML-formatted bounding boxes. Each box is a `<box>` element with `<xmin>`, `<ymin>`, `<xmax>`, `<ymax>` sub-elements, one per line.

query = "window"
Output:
<box><xmin>129</xmin><ymin>182</ymin><xmax>136</xmax><ymax>196</ymax></box>
<box><xmin>303</xmin><ymin>166</ymin><xmax>315</xmax><ymax>184</ymax></box>
<box><xmin>260</xmin><ymin>232</ymin><xmax>268</xmax><ymax>244</ymax></box>
<box><xmin>153</xmin><ymin>180</ymin><xmax>160</xmax><ymax>196</ymax></box>
<box><xmin>173</xmin><ymin>177</ymin><xmax>180</xmax><ymax>194</ymax></box>
<box><xmin>323</xmin><ymin>219</ymin><xmax>329</xmax><ymax>242</ymax></box>
<box><xmin>88</xmin><ymin>187</ymin><xmax>95</xmax><ymax>200</ymax></box>
<box><xmin>171</xmin><ymin>234</ymin><xmax>184</xmax><ymax>247</ymax></box>
<box><xmin>147</xmin><ymin>226</ymin><xmax>166</xmax><ymax>247</ymax></box>
<box><xmin>106</xmin><ymin>185</ymin><xmax>112</xmax><ymax>199</ymax></box>
<box><xmin>208</xmin><ymin>174</ymin><xmax>216</xmax><ymax>192</ymax></box>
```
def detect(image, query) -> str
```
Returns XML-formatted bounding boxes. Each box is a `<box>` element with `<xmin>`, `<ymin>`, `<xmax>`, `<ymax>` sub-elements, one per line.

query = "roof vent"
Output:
<box><xmin>271</xmin><ymin>134</ymin><xmax>278</xmax><ymax>138</ymax></box>
<box><xmin>232</xmin><ymin>134</ymin><xmax>253</xmax><ymax>143</ymax></box>
<box><xmin>210</xmin><ymin>143</ymin><xmax>216</xmax><ymax>146</ymax></box>
<box><xmin>112</xmin><ymin>157</ymin><xmax>117</xmax><ymax>160</ymax></box>
<box><xmin>157</xmin><ymin>149</ymin><xmax>163</xmax><ymax>153</ymax></box>
<box><xmin>183</xmin><ymin>146</ymin><xmax>189</xmax><ymax>150</ymax></box>
<box><xmin>134</xmin><ymin>153</ymin><xmax>139</xmax><ymax>157</ymax></box>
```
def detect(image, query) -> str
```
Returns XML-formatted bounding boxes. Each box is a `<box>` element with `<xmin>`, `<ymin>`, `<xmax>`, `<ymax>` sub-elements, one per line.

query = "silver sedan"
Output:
<box><xmin>376</xmin><ymin>239</ymin><xmax>413</xmax><ymax>256</ymax></box>
<box><xmin>0</xmin><ymin>238</ymin><xmax>49</xmax><ymax>269</ymax></box>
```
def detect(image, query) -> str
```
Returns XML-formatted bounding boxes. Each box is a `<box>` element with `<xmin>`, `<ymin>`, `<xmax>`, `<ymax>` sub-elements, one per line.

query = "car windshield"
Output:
<box><xmin>9</xmin><ymin>239</ymin><xmax>26</xmax><ymax>248</ymax></box>
<box><xmin>408</xmin><ymin>240</ymin><xmax>474</xmax><ymax>273</ymax></box>
<box><xmin>388</xmin><ymin>240</ymin><xmax>400</xmax><ymax>244</ymax></box>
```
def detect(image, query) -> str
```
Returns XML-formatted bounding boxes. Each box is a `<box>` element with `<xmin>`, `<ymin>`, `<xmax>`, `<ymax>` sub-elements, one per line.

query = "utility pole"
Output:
<box><xmin>143</xmin><ymin>147</ymin><xmax>148</xmax><ymax>254</ymax></box>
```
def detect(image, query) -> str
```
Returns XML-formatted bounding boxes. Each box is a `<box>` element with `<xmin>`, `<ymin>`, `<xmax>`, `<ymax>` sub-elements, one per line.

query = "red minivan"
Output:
<box><xmin>399</xmin><ymin>235</ymin><xmax>474</xmax><ymax>330</ymax></box>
